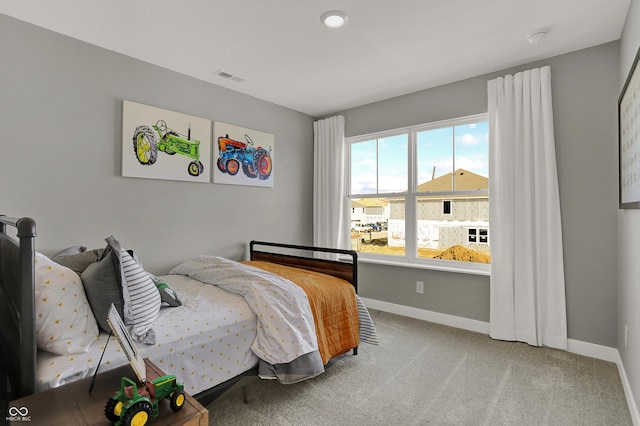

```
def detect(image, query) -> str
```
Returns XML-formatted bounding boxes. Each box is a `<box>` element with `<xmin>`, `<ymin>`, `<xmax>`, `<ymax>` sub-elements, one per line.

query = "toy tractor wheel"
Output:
<box><xmin>104</xmin><ymin>397</ymin><xmax>124</xmax><ymax>422</ymax></box>
<box><xmin>121</xmin><ymin>401</ymin><xmax>152</xmax><ymax>426</ymax></box>
<box><xmin>226</xmin><ymin>159</ymin><xmax>240</xmax><ymax>176</ymax></box>
<box><xmin>255</xmin><ymin>149</ymin><xmax>272</xmax><ymax>180</ymax></box>
<box><xmin>132</xmin><ymin>126</ymin><xmax>158</xmax><ymax>165</ymax></box>
<box><xmin>170</xmin><ymin>390</ymin><xmax>186</xmax><ymax>411</ymax></box>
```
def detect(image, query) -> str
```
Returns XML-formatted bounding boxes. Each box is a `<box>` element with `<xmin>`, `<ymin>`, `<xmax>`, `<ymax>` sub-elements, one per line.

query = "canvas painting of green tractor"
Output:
<box><xmin>122</xmin><ymin>101</ymin><xmax>211</xmax><ymax>183</ymax></box>
<box><xmin>133</xmin><ymin>119</ymin><xmax>204</xmax><ymax>177</ymax></box>
<box><xmin>213</xmin><ymin>121</ymin><xmax>274</xmax><ymax>187</ymax></box>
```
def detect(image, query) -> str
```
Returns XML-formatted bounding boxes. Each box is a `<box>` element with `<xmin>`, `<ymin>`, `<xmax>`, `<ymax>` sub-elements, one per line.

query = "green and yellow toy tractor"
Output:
<box><xmin>133</xmin><ymin>119</ymin><xmax>204</xmax><ymax>176</ymax></box>
<box><xmin>104</xmin><ymin>374</ymin><xmax>185</xmax><ymax>426</ymax></box>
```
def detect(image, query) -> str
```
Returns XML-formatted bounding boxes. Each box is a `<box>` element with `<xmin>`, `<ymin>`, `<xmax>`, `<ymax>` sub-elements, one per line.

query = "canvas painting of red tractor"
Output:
<box><xmin>121</xmin><ymin>100</ymin><xmax>212</xmax><ymax>183</ymax></box>
<box><xmin>213</xmin><ymin>121</ymin><xmax>274</xmax><ymax>187</ymax></box>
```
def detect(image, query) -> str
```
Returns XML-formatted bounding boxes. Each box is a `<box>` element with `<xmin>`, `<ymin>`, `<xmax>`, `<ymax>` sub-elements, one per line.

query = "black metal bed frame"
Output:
<box><xmin>0</xmin><ymin>215</ymin><xmax>37</xmax><ymax>401</ymax></box>
<box><xmin>0</xmin><ymin>218</ymin><xmax>358</xmax><ymax>407</ymax></box>
<box><xmin>249</xmin><ymin>240</ymin><xmax>358</xmax><ymax>293</ymax></box>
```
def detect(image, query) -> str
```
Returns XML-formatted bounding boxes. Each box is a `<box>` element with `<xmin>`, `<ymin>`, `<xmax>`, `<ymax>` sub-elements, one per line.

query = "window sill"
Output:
<box><xmin>357</xmin><ymin>255</ymin><xmax>491</xmax><ymax>276</ymax></box>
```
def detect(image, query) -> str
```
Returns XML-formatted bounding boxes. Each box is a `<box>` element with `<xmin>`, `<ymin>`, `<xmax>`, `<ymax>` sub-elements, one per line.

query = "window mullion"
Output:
<box><xmin>409</xmin><ymin>129</ymin><xmax>417</xmax><ymax>193</ymax></box>
<box><xmin>451</xmin><ymin>127</ymin><xmax>456</xmax><ymax>191</ymax></box>
<box><xmin>405</xmin><ymin>194</ymin><xmax>417</xmax><ymax>260</ymax></box>
<box><xmin>375</xmin><ymin>138</ymin><xmax>379</xmax><ymax>194</ymax></box>
<box><xmin>405</xmin><ymin>130</ymin><xmax>417</xmax><ymax>260</ymax></box>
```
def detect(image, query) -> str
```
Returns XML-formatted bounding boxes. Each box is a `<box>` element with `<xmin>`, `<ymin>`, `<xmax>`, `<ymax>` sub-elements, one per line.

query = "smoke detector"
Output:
<box><xmin>527</xmin><ymin>31</ymin><xmax>548</xmax><ymax>45</ymax></box>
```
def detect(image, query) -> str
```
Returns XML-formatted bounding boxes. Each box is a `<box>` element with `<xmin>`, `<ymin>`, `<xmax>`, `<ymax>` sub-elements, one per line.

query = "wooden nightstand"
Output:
<box><xmin>9</xmin><ymin>358</ymin><xmax>208</xmax><ymax>425</ymax></box>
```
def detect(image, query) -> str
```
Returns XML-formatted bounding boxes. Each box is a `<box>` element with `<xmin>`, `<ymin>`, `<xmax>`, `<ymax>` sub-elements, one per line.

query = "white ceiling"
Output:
<box><xmin>0</xmin><ymin>0</ymin><xmax>631</xmax><ymax>117</ymax></box>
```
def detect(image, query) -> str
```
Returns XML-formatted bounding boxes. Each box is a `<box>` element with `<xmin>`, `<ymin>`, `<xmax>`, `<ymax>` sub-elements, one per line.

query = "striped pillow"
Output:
<box><xmin>106</xmin><ymin>236</ymin><xmax>161</xmax><ymax>344</ymax></box>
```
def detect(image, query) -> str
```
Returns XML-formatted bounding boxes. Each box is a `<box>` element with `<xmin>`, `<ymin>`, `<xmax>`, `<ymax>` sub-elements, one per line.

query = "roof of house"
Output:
<box><xmin>351</xmin><ymin>198</ymin><xmax>388</xmax><ymax>208</ymax></box>
<box><xmin>417</xmin><ymin>169</ymin><xmax>488</xmax><ymax>192</ymax></box>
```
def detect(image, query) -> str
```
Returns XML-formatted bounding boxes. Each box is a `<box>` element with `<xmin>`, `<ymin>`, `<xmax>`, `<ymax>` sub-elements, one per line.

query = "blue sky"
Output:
<box><xmin>351</xmin><ymin>121</ymin><xmax>488</xmax><ymax>194</ymax></box>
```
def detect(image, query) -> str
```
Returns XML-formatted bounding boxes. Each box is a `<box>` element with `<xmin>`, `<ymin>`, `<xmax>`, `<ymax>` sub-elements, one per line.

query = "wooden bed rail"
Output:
<box><xmin>0</xmin><ymin>215</ymin><xmax>37</xmax><ymax>399</ymax></box>
<box><xmin>249</xmin><ymin>240</ymin><xmax>358</xmax><ymax>293</ymax></box>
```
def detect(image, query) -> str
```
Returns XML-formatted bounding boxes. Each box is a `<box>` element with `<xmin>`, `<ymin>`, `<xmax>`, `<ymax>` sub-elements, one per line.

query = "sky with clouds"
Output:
<box><xmin>351</xmin><ymin>121</ymin><xmax>488</xmax><ymax>194</ymax></box>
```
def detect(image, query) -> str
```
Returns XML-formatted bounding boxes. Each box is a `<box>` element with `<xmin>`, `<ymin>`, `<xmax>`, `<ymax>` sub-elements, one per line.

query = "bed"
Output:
<box><xmin>0</xmin><ymin>215</ymin><xmax>376</xmax><ymax>407</ymax></box>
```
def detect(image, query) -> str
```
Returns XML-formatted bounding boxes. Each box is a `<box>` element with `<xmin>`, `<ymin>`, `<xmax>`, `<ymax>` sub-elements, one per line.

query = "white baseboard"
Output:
<box><xmin>362</xmin><ymin>297</ymin><xmax>490</xmax><ymax>334</ymax></box>
<box><xmin>361</xmin><ymin>297</ymin><xmax>639</xmax><ymax>425</ymax></box>
<box><xmin>361</xmin><ymin>297</ymin><xmax>616</xmax><ymax>362</ymax></box>
<box><xmin>617</xmin><ymin>353</ymin><xmax>640</xmax><ymax>426</ymax></box>
<box><xmin>566</xmin><ymin>337</ymin><xmax>619</xmax><ymax>363</ymax></box>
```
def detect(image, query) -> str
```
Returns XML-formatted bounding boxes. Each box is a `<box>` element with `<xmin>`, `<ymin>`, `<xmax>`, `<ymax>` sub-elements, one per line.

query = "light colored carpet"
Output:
<box><xmin>207</xmin><ymin>310</ymin><xmax>632</xmax><ymax>425</ymax></box>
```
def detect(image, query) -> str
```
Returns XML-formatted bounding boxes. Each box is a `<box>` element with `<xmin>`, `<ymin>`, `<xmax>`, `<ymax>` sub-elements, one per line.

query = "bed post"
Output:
<box><xmin>0</xmin><ymin>216</ymin><xmax>37</xmax><ymax>398</ymax></box>
<box><xmin>17</xmin><ymin>217</ymin><xmax>37</xmax><ymax>397</ymax></box>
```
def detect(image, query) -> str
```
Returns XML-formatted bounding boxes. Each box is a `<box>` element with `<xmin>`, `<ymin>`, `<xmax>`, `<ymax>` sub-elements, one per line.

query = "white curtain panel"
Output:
<box><xmin>487</xmin><ymin>66</ymin><xmax>567</xmax><ymax>349</ymax></box>
<box><xmin>313</xmin><ymin>115</ymin><xmax>348</xmax><ymax>250</ymax></box>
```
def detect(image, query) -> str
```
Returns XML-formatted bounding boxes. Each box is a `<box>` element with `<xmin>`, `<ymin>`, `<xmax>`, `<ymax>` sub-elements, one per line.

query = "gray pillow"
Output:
<box><xmin>51</xmin><ymin>245</ymin><xmax>87</xmax><ymax>260</ymax></box>
<box><xmin>53</xmin><ymin>249</ymin><xmax>104</xmax><ymax>275</ymax></box>
<box><xmin>80</xmin><ymin>246</ymin><xmax>123</xmax><ymax>332</ymax></box>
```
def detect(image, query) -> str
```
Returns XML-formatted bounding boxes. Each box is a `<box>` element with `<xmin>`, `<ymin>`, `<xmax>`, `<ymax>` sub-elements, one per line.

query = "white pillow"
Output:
<box><xmin>34</xmin><ymin>252</ymin><xmax>99</xmax><ymax>355</ymax></box>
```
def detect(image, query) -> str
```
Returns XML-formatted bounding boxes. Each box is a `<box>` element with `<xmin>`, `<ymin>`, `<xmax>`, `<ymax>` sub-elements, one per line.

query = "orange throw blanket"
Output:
<box><xmin>244</xmin><ymin>261</ymin><xmax>359</xmax><ymax>364</ymax></box>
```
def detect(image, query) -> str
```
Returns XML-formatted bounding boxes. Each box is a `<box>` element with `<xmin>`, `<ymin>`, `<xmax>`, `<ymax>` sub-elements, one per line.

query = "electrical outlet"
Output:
<box><xmin>416</xmin><ymin>281</ymin><xmax>424</xmax><ymax>294</ymax></box>
<box><xmin>625</xmin><ymin>324</ymin><xmax>629</xmax><ymax>348</ymax></box>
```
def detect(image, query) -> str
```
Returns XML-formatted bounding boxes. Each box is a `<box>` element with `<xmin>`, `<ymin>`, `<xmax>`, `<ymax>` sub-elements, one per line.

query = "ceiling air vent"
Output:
<box><xmin>214</xmin><ymin>69</ymin><xmax>244</xmax><ymax>83</ymax></box>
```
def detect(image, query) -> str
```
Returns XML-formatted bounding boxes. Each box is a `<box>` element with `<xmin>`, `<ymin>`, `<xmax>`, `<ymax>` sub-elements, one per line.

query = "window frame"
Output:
<box><xmin>344</xmin><ymin>113</ymin><xmax>490</xmax><ymax>276</ymax></box>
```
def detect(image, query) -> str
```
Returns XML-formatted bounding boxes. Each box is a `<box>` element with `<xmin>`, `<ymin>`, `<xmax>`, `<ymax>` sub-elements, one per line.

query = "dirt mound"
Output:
<box><xmin>362</xmin><ymin>238</ymin><xmax>388</xmax><ymax>246</ymax></box>
<box><xmin>434</xmin><ymin>245</ymin><xmax>490</xmax><ymax>263</ymax></box>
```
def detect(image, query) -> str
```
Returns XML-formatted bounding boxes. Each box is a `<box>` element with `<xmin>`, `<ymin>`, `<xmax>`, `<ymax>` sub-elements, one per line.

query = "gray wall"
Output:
<box><xmin>0</xmin><ymin>14</ymin><xmax>621</xmax><ymax>349</ymax></box>
<box><xmin>337</xmin><ymin>41</ymin><xmax>620</xmax><ymax>347</ymax></box>
<box><xmin>619</xmin><ymin>0</ymin><xmax>640</xmax><ymax>415</ymax></box>
<box><xmin>0</xmin><ymin>15</ymin><xmax>315</xmax><ymax>273</ymax></box>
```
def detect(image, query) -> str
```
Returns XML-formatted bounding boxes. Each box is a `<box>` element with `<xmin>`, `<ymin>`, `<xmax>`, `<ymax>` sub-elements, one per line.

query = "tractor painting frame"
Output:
<box><xmin>213</xmin><ymin>121</ymin><xmax>274</xmax><ymax>187</ymax></box>
<box><xmin>122</xmin><ymin>100</ymin><xmax>211</xmax><ymax>183</ymax></box>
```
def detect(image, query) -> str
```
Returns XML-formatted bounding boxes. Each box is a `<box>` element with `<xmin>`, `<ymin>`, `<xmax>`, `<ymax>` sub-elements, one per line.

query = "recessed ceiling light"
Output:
<box><xmin>321</xmin><ymin>10</ymin><xmax>348</xmax><ymax>28</ymax></box>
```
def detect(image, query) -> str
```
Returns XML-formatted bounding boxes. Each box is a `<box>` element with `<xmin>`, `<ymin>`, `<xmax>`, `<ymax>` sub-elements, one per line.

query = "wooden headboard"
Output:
<box><xmin>0</xmin><ymin>215</ymin><xmax>37</xmax><ymax>400</ymax></box>
<box><xmin>249</xmin><ymin>240</ymin><xmax>358</xmax><ymax>293</ymax></box>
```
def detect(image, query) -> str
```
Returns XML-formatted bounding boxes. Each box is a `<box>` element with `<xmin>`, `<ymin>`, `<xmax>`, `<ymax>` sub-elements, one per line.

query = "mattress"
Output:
<box><xmin>36</xmin><ymin>274</ymin><xmax>259</xmax><ymax>395</ymax></box>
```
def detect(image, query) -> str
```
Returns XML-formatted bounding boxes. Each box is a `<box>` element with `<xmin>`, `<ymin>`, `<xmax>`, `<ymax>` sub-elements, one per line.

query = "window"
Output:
<box><xmin>442</xmin><ymin>200</ymin><xmax>452</xmax><ymax>215</ymax></box>
<box><xmin>468</xmin><ymin>228</ymin><xmax>489</xmax><ymax>244</ymax></box>
<box><xmin>346</xmin><ymin>114</ymin><xmax>489</xmax><ymax>273</ymax></box>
